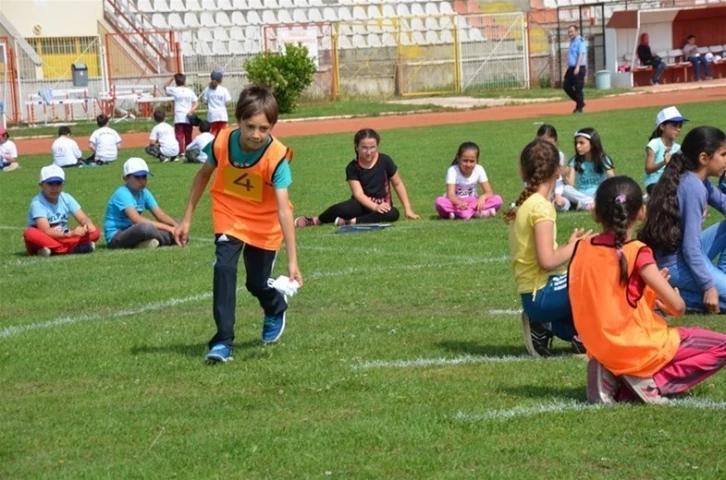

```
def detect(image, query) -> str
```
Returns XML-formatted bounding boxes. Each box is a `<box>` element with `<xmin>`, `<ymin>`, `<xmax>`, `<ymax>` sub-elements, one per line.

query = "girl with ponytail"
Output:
<box><xmin>506</xmin><ymin>139</ymin><xmax>591</xmax><ymax>358</ymax></box>
<box><xmin>570</xmin><ymin>175</ymin><xmax>726</xmax><ymax>406</ymax></box>
<box><xmin>640</xmin><ymin>126</ymin><xmax>726</xmax><ymax>314</ymax></box>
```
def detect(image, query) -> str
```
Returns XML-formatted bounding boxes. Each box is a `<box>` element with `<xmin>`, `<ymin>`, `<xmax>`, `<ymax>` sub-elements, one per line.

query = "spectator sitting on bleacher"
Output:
<box><xmin>0</xmin><ymin>127</ymin><xmax>19</xmax><ymax>172</ymax></box>
<box><xmin>145</xmin><ymin>108</ymin><xmax>180</xmax><ymax>163</ymax></box>
<box><xmin>88</xmin><ymin>114</ymin><xmax>122</xmax><ymax>165</ymax></box>
<box><xmin>52</xmin><ymin>126</ymin><xmax>92</xmax><ymax>168</ymax></box>
<box><xmin>637</xmin><ymin>33</ymin><xmax>666</xmax><ymax>85</ymax></box>
<box><xmin>683</xmin><ymin>35</ymin><xmax>712</xmax><ymax>82</ymax></box>
<box><xmin>185</xmin><ymin>120</ymin><xmax>215</xmax><ymax>164</ymax></box>
<box><xmin>164</xmin><ymin>73</ymin><xmax>198</xmax><ymax>157</ymax></box>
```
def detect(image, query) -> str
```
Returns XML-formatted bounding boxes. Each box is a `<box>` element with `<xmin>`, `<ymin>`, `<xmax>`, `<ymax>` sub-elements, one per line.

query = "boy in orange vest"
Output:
<box><xmin>175</xmin><ymin>85</ymin><xmax>302</xmax><ymax>363</ymax></box>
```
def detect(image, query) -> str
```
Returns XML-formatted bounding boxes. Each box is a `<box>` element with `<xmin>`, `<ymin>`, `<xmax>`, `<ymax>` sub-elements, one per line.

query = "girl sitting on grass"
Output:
<box><xmin>562</xmin><ymin>128</ymin><xmax>615</xmax><ymax>210</ymax></box>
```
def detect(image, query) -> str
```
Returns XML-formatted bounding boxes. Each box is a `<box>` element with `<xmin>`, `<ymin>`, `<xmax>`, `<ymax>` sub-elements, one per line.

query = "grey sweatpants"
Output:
<box><xmin>109</xmin><ymin>223</ymin><xmax>174</xmax><ymax>249</ymax></box>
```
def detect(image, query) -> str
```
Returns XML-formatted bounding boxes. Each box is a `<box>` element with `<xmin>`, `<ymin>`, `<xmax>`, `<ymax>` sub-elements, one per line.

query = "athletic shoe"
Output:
<box><xmin>586</xmin><ymin>359</ymin><xmax>620</xmax><ymax>404</ymax></box>
<box><xmin>295</xmin><ymin>216</ymin><xmax>318</xmax><ymax>228</ymax></box>
<box><xmin>448</xmin><ymin>212</ymin><xmax>456</xmax><ymax>220</ymax></box>
<box><xmin>136</xmin><ymin>239</ymin><xmax>160</xmax><ymax>249</ymax></box>
<box><xmin>521</xmin><ymin>312</ymin><xmax>553</xmax><ymax>357</ymax></box>
<box><xmin>72</xmin><ymin>242</ymin><xmax>96</xmax><ymax>255</ymax></box>
<box><xmin>622</xmin><ymin>375</ymin><xmax>669</xmax><ymax>404</ymax></box>
<box><xmin>159</xmin><ymin>156</ymin><xmax>169</xmax><ymax>163</ymax></box>
<box><xmin>475</xmin><ymin>208</ymin><xmax>497</xmax><ymax>218</ymax></box>
<box><xmin>171</xmin><ymin>155</ymin><xmax>180</xmax><ymax>163</ymax></box>
<box><xmin>205</xmin><ymin>344</ymin><xmax>233</xmax><ymax>363</ymax></box>
<box><xmin>262</xmin><ymin>311</ymin><xmax>286</xmax><ymax>343</ymax></box>
<box><xmin>334</xmin><ymin>217</ymin><xmax>349</xmax><ymax>227</ymax></box>
<box><xmin>571</xmin><ymin>335</ymin><xmax>587</xmax><ymax>354</ymax></box>
<box><xmin>37</xmin><ymin>247</ymin><xmax>51</xmax><ymax>257</ymax></box>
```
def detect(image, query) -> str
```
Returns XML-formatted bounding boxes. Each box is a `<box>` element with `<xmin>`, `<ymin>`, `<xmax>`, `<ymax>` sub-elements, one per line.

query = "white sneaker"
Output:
<box><xmin>37</xmin><ymin>247</ymin><xmax>51</xmax><ymax>257</ymax></box>
<box><xmin>136</xmin><ymin>239</ymin><xmax>160</xmax><ymax>249</ymax></box>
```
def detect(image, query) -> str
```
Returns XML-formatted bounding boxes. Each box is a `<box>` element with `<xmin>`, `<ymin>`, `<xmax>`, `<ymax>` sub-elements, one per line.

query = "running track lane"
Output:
<box><xmin>13</xmin><ymin>86</ymin><xmax>724</xmax><ymax>155</ymax></box>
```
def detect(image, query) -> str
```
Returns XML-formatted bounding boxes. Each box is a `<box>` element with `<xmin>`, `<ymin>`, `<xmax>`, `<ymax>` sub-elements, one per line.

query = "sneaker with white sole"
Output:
<box><xmin>205</xmin><ymin>344</ymin><xmax>233</xmax><ymax>363</ymax></box>
<box><xmin>622</xmin><ymin>375</ymin><xmax>668</xmax><ymax>404</ymax></box>
<box><xmin>136</xmin><ymin>239</ymin><xmax>160</xmax><ymax>249</ymax></box>
<box><xmin>262</xmin><ymin>311</ymin><xmax>286</xmax><ymax>343</ymax></box>
<box><xmin>571</xmin><ymin>335</ymin><xmax>587</xmax><ymax>354</ymax></box>
<box><xmin>37</xmin><ymin>247</ymin><xmax>51</xmax><ymax>257</ymax></box>
<box><xmin>521</xmin><ymin>312</ymin><xmax>553</xmax><ymax>357</ymax></box>
<box><xmin>295</xmin><ymin>216</ymin><xmax>319</xmax><ymax>228</ymax></box>
<box><xmin>334</xmin><ymin>217</ymin><xmax>349</xmax><ymax>227</ymax></box>
<box><xmin>586</xmin><ymin>359</ymin><xmax>621</xmax><ymax>404</ymax></box>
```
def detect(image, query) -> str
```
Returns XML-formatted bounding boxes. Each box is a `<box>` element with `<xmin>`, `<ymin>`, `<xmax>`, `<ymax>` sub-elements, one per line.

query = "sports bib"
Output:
<box><xmin>222</xmin><ymin>167</ymin><xmax>263</xmax><ymax>202</ymax></box>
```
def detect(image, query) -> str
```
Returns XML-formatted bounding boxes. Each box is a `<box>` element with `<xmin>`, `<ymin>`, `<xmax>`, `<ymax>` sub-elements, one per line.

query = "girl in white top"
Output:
<box><xmin>536</xmin><ymin>124</ymin><xmax>570</xmax><ymax>211</ymax></box>
<box><xmin>200</xmin><ymin>70</ymin><xmax>232</xmax><ymax>136</ymax></box>
<box><xmin>434</xmin><ymin>141</ymin><xmax>504</xmax><ymax>220</ymax></box>
<box><xmin>88</xmin><ymin>114</ymin><xmax>122</xmax><ymax>164</ymax></box>
<box><xmin>0</xmin><ymin>128</ymin><xmax>19</xmax><ymax>171</ymax></box>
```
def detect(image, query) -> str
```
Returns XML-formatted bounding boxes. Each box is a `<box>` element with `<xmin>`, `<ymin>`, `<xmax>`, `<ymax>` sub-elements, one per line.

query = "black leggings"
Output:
<box><xmin>318</xmin><ymin>198</ymin><xmax>400</xmax><ymax>224</ymax></box>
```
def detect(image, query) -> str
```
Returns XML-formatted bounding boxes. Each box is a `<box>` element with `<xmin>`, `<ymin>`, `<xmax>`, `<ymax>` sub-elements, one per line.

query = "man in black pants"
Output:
<box><xmin>563</xmin><ymin>24</ymin><xmax>587</xmax><ymax>113</ymax></box>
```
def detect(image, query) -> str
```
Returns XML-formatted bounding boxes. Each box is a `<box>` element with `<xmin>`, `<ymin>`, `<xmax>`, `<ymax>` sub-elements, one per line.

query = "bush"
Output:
<box><xmin>244</xmin><ymin>43</ymin><xmax>317</xmax><ymax>113</ymax></box>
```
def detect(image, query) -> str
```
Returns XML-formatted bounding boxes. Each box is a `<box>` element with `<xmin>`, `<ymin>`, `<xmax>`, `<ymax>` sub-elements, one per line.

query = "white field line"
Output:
<box><xmin>353</xmin><ymin>354</ymin><xmax>565</xmax><ymax>370</ymax></box>
<box><xmin>487</xmin><ymin>309</ymin><xmax>522</xmax><ymax>315</ymax></box>
<box><xmin>0</xmin><ymin>225</ymin><xmax>23</xmax><ymax>230</ymax></box>
<box><xmin>1</xmin><ymin>256</ymin><xmax>509</xmax><ymax>340</ymax></box>
<box><xmin>452</xmin><ymin>398</ymin><xmax>726</xmax><ymax>423</ymax></box>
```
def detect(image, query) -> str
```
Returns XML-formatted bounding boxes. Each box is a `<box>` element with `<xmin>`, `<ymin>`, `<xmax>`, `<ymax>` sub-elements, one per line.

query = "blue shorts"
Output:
<box><xmin>520</xmin><ymin>274</ymin><xmax>576</xmax><ymax>341</ymax></box>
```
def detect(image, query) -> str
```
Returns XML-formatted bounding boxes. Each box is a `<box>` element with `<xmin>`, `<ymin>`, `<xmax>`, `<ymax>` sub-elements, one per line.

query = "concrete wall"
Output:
<box><xmin>0</xmin><ymin>0</ymin><xmax>102</xmax><ymax>38</ymax></box>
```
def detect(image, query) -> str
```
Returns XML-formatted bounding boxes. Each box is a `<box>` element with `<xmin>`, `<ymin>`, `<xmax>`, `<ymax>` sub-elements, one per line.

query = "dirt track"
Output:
<box><xmin>14</xmin><ymin>87</ymin><xmax>724</xmax><ymax>155</ymax></box>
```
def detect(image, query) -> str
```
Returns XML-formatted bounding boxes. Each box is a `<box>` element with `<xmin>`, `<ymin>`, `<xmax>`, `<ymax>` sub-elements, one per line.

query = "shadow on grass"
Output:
<box><xmin>131</xmin><ymin>340</ymin><xmax>260</xmax><ymax>358</ymax></box>
<box><xmin>498</xmin><ymin>385</ymin><xmax>585</xmax><ymax>402</ymax></box>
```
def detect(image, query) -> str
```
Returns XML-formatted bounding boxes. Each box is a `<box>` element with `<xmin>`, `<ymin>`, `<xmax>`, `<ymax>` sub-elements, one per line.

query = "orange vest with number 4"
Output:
<box><xmin>210</xmin><ymin>128</ymin><xmax>293</xmax><ymax>251</ymax></box>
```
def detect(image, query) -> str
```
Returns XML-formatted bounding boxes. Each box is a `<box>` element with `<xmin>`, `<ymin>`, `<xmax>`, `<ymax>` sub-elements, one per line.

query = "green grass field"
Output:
<box><xmin>2</xmin><ymin>101</ymin><xmax>726</xmax><ymax>478</ymax></box>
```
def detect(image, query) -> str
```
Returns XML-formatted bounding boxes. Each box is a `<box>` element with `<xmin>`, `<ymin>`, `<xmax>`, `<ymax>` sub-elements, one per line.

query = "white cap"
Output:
<box><xmin>123</xmin><ymin>157</ymin><xmax>152</xmax><ymax>177</ymax></box>
<box><xmin>656</xmin><ymin>106</ymin><xmax>688</xmax><ymax>127</ymax></box>
<box><xmin>39</xmin><ymin>164</ymin><xmax>65</xmax><ymax>183</ymax></box>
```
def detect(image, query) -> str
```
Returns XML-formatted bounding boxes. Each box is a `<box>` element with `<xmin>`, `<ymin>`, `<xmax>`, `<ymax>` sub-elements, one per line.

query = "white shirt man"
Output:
<box><xmin>89</xmin><ymin>127</ymin><xmax>122</xmax><ymax>163</ymax></box>
<box><xmin>52</xmin><ymin>135</ymin><xmax>83</xmax><ymax>168</ymax></box>
<box><xmin>149</xmin><ymin>122</ymin><xmax>180</xmax><ymax>158</ymax></box>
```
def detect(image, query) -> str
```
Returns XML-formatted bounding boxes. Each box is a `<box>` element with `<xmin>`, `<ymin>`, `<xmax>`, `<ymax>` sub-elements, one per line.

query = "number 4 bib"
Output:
<box><xmin>222</xmin><ymin>168</ymin><xmax>264</xmax><ymax>202</ymax></box>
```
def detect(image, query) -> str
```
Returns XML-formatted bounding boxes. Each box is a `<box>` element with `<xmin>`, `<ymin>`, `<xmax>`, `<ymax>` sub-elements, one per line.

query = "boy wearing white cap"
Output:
<box><xmin>23</xmin><ymin>165</ymin><xmax>99</xmax><ymax>256</ymax></box>
<box><xmin>104</xmin><ymin>158</ymin><xmax>178</xmax><ymax>249</ymax></box>
<box><xmin>200</xmin><ymin>69</ymin><xmax>232</xmax><ymax>136</ymax></box>
<box><xmin>644</xmin><ymin>106</ymin><xmax>687</xmax><ymax>195</ymax></box>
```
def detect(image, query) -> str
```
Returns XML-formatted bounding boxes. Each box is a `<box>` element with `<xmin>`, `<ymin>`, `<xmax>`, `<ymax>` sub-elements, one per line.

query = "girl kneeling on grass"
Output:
<box><xmin>570</xmin><ymin>175</ymin><xmax>726</xmax><ymax>405</ymax></box>
<box><xmin>506</xmin><ymin>139</ymin><xmax>591</xmax><ymax>357</ymax></box>
<box><xmin>434</xmin><ymin>141</ymin><xmax>503</xmax><ymax>220</ymax></box>
<box><xmin>294</xmin><ymin>128</ymin><xmax>419</xmax><ymax>228</ymax></box>
<box><xmin>562</xmin><ymin>127</ymin><xmax>615</xmax><ymax>210</ymax></box>
<box><xmin>640</xmin><ymin>126</ymin><xmax>726</xmax><ymax>314</ymax></box>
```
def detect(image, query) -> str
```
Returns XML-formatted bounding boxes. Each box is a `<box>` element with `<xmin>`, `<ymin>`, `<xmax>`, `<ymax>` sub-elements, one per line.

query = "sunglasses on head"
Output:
<box><xmin>46</xmin><ymin>181</ymin><xmax>63</xmax><ymax>186</ymax></box>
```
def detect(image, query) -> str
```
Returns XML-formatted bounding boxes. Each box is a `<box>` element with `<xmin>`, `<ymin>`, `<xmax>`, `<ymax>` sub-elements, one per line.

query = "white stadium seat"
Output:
<box><xmin>293</xmin><ymin>9</ymin><xmax>307</xmax><ymax>23</ymax></box>
<box><xmin>218</xmin><ymin>0</ymin><xmax>233</xmax><ymax>9</ymax></box>
<box><xmin>151</xmin><ymin>13</ymin><xmax>168</xmax><ymax>28</ymax></box>
<box><xmin>212</xmin><ymin>40</ymin><xmax>228</xmax><ymax>55</ymax></box>
<box><xmin>294</xmin><ymin>0</ymin><xmax>308</xmax><ymax>5</ymax></box>
<box><xmin>367</xmin><ymin>33</ymin><xmax>381</xmax><ymax>47</ymax></box>
<box><xmin>382</xmin><ymin>33</ymin><xmax>396</xmax><ymax>47</ymax></box>
<box><xmin>249</xmin><ymin>0</ymin><xmax>263</xmax><ymax>8</ymax></box>
<box><xmin>247</xmin><ymin>10</ymin><xmax>262</xmax><ymax>24</ymax></box>
<box><xmin>185</xmin><ymin>0</ymin><xmax>202</xmax><ymax>10</ymax></box>
<box><xmin>338</xmin><ymin>36</ymin><xmax>352</xmax><ymax>49</ymax></box>
<box><xmin>337</xmin><ymin>7</ymin><xmax>352</xmax><ymax>21</ymax></box>
<box><xmin>411</xmin><ymin>18</ymin><xmax>425</xmax><ymax>31</ymax></box>
<box><xmin>228</xmin><ymin>40</ymin><xmax>244</xmax><ymax>54</ymax></box>
<box><xmin>439</xmin><ymin>1</ymin><xmax>453</xmax><ymax>14</ymax></box>
<box><xmin>277</xmin><ymin>9</ymin><xmax>292</xmax><ymax>23</ymax></box>
<box><xmin>230</xmin><ymin>28</ymin><xmax>245</xmax><ymax>40</ymax></box>
<box><xmin>412</xmin><ymin>31</ymin><xmax>426</xmax><ymax>45</ymax></box>
<box><xmin>396</xmin><ymin>4</ymin><xmax>410</xmax><ymax>16</ymax></box>
<box><xmin>262</xmin><ymin>10</ymin><xmax>277</xmax><ymax>24</ymax></box>
<box><xmin>425</xmin><ymin>30</ymin><xmax>439</xmax><ymax>44</ymax></box>
<box><xmin>181</xmin><ymin>41</ymin><xmax>194</xmax><ymax>55</ymax></box>
<box><xmin>201</xmin><ymin>0</ymin><xmax>216</xmax><ymax>9</ymax></box>
<box><xmin>440</xmin><ymin>30</ymin><xmax>454</xmax><ymax>43</ymax></box>
<box><xmin>278</xmin><ymin>0</ymin><xmax>292</xmax><ymax>7</ymax></box>
<box><xmin>200</xmin><ymin>12</ymin><xmax>215</xmax><ymax>27</ymax></box>
<box><xmin>138</xmin><ymin>0</ymin><xmax>154</xmax><ymax>12</ymax></box>
<box><xmin>232</xmin><ymin>11</ymin><xmax>247</xmax><ymax>25</ymax></box>
<box><xmin>382</xmin><ymin>5</ymin><xmax>396</xmax><ymax>17</ymax></box>
<box><xmin>233</xmin><ymin>0</ymin><xmax>248</xmax><ymax>8</ymax></box>
<box><xmin>310</xmin><ymin>0</ymin><xmax>322</xmax><ymax>5</ymax></box>
<box><xmin>262</xmin><ymin>0</ymin><xmax>277</xmax><ymax>8</ymax></box>
<box><xmin>410</xmin><ymin>3</ymin><xmax>425</xmax><ymax>16</ymax></box>
<box><xmin>216</xmin><ymin>12</ymin><xmax>232</xmax><ymax>26</ymax></box>
<box><xmin>367</xmin><ymin>5</ymin><xmax>381</xmax><ymax>19</ymax></box>
<box><xmin>168</xmin><ymin>13</ymin><xmax>184</xmax><ymax>28</ymax></box>
<box><xmin>352</xmin><ymin>34</ymin><xmax>366</xmax><ymax>48</ymax></box>
<box><xmin>198</xmin><ymin>29</ymin><xmax>214</xmax><ymax>42</ymax></box>
<box><xmin>214</xmin><ymin>27</ymin><xmax>229</xmax><ymax>40</ymax></box>
<box><xmin>352</xmin><ymin>6</ymin><xmax>366</xmax><ymax>20</ymax></box>
<box><xmin>308</xmin><ymin>8</ymin><xmax>323</xmax><ymax>22</ymax></box>
<box><xmin>425</xmin><ymin>2</ymin><xmax>438</xmax><ymax>15</ymax></box>
<box><xmin>153</xmin><ymin>0</ymin><xmax>170</xmax><ymax>12</ymax></box>
<box><xmin>183</xmin><ymin>13</ymin><xmax>200</xmax><ymax>28</ymax></box>
<box><xmin>425</xmin><ymin>17</ymin><xmax>438</xmax><ymax>30</ymax></box>
<box><xmin>439</xmin><ymin>16</ymin><xmax>452</xmax><ymax>29</ymax></box>
<box><xmin>323</xmin><ymin>8</ymin><xmax>337</xmax><ymax>21</ymax></box>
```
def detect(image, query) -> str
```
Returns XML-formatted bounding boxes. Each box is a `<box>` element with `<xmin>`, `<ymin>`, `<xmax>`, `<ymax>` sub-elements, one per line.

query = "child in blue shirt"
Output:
<box><xmin>23</xmin><ymin>165</ymin><xmax>99</xmax><ymax>256</ymax></box>
<box><xmin>563</xmin><ymin>127</ymin><xmax>615</xmax><ymax>210</ymax></box>
<box><xmin>644</xmin><ymin>106</ymin><xmax>686</xmax><ymax>195</ymax></box>
<box><xmin>640</xmin><ymin>126</ymin><xmax>726</xmax><ymax>313</ymax></box>
<box><xmin>104</xmin><ymin>158</ymin><xmax>178</xmax><ymax>249</ymax></box>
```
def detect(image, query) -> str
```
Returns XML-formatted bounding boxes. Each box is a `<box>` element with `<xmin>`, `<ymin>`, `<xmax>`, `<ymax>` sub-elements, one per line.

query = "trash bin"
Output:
<box><xmin>71</xmin><ymin>62</ymin><xmax>88</xmax><ymax>87</ymax></box>
<box><xmin>594</xmin><ymin>70</ymin><xmax>611</xmax><ymax>90</ymax></box>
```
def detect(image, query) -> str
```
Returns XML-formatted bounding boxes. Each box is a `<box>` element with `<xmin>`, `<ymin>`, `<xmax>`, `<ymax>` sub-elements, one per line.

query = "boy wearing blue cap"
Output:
<box><xmin>104</xmin><ymin>157</ymin><xmax>178</xmax><ymax>249</ymax></box>
<box><xmin>23</xmin><ymin>164</ymin><xmax>99</xmax><ymax>256</ymax></box>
